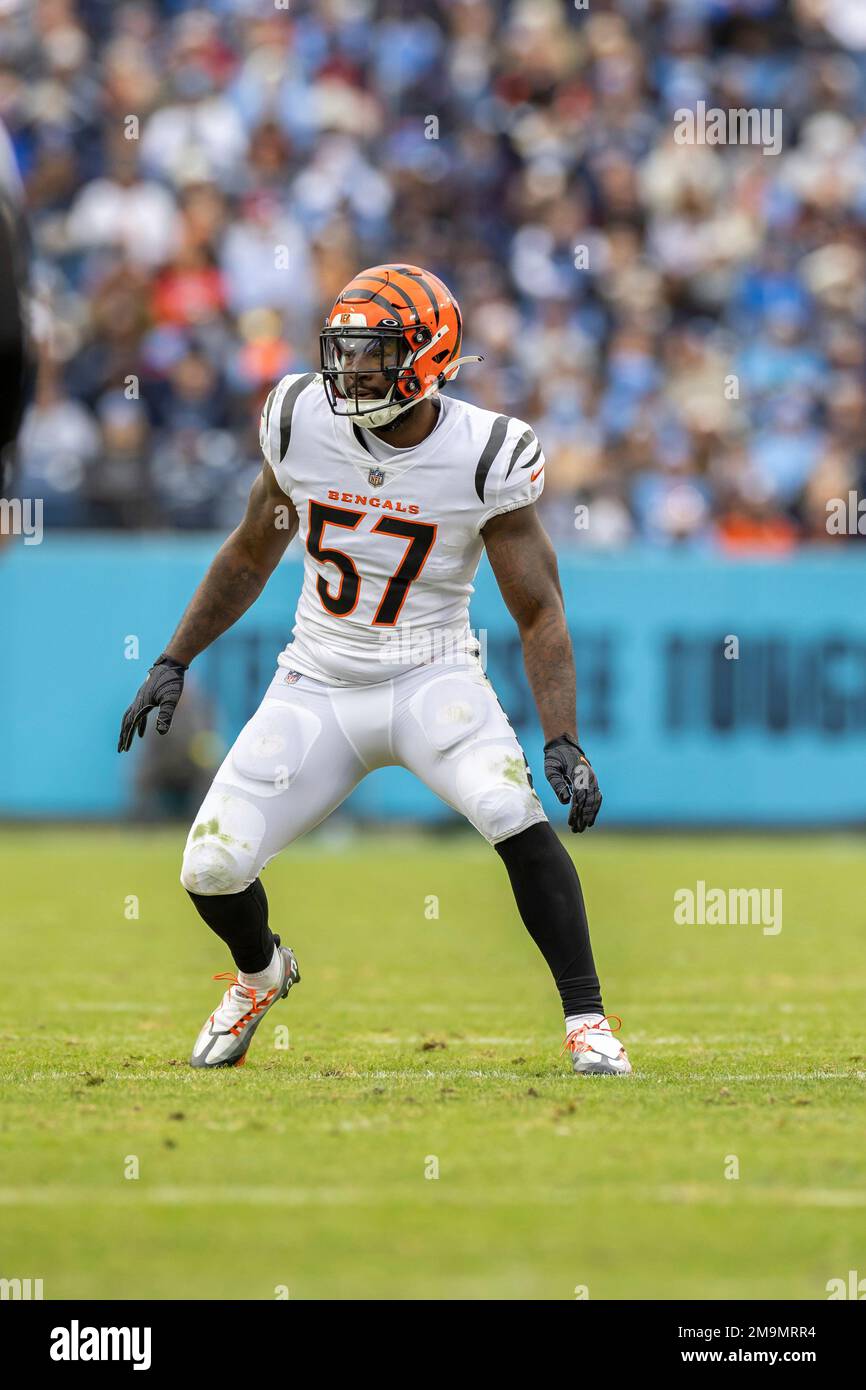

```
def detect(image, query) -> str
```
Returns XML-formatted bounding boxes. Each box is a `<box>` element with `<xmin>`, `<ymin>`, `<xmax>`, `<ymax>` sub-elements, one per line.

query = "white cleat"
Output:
<box><xmin>190</xmin><ymin>937</ymin><xmax>300</xmax><ymax>1069</ymax></box>
<box><xmin>564</xmin><ymin>1014</ymin><xmax>632</xmax><ymax>1076</ymax></box>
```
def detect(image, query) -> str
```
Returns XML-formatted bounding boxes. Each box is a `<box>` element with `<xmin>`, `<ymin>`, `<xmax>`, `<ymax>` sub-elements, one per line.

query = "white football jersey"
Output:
<box><xmin>259</xmin><ymin>372</ymin><xmax>545</xmax><ymax>685</ymax></box>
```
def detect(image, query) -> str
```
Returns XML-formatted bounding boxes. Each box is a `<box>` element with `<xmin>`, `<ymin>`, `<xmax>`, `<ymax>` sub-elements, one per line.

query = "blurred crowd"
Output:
<box><xmin>3</xmin><ymin>0</ymin><xmax>866</xmax><ymax>549</ymax></box>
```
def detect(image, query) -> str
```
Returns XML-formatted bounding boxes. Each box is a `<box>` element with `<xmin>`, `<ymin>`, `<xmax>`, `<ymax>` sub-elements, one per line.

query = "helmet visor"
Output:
<box><xmin>320</xmin><ymin>328</ymin><xmax>406</xmax><ymax>416</ymax></box>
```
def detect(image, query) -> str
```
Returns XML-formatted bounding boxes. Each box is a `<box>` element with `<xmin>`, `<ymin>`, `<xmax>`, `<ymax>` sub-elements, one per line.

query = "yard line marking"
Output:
<box><xmin>363</xmin><ymin>1036</ymin><xmax>536</xmax><ymax>1046</ymax></box>
<box><xmin>0</xmin><ymin>1184</ymin><xmax>865</xmax><ymax>1210</ymax></box>
<box><xmin>6</xmin><ymin>1067</ymin><xmax>864</xmax><ymax>1086</ymax></box>
<box><xmin>653</xmin><ymin>1185</ymin><xmax>866</xmax><ymax>1210</ymax></box>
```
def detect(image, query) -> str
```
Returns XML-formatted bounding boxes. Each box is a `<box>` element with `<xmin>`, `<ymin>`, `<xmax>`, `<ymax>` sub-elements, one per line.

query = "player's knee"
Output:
<box><xmin>180</xmin><ymin>838</ymin><xmax>252</xmax><ymax>895</ymax></box>
<box><xmin>179</xmin><ymin>791</ymin><xmax>266</xmax><ymax>895</ymax></box>
<box><xmin>474</xmin><ymin>782</ymin><xmax>545</xmax><ymax>842</ymax></box>
<box><xmin>455</xmin><ymin>744</ymin><xmax>546</xmax><ymax>842</ymax></box>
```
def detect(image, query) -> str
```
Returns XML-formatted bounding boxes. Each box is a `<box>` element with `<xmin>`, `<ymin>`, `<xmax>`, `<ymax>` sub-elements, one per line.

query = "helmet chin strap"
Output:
<box><xmin>352</xmin><ymin>351</ymin><xmax>484</xmax><ymax>431</ymax></box>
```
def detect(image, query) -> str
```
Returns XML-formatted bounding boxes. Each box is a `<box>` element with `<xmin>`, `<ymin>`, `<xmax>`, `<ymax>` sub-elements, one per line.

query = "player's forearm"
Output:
<box><xmin>518</xmin><ymin>605</ymin><xmax>578</xmax><ymax>743</ymax></box>
<box><xmin>163</xmin><ymin>534</ymin><xmax>272</xmax><ymax>666</ymax></box>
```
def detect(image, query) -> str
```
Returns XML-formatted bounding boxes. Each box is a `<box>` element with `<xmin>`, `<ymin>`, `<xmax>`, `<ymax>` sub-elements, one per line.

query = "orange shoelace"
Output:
<box><xmin>212</xmin><ymin>972</ymin><xmax>278</xmax><ymax>1037</ymax></box>
<box><xmin>562</xmin><ymin>1014</ymin><xmax>623</xmax><ymax>1056</ymax></box>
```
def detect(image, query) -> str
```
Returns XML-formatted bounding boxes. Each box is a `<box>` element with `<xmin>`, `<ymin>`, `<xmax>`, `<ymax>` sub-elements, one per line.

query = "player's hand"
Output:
<box><xmin>117</xmin><ymin>654</ymin><xmax>188</xmax><ymax>753</ymax></box>
<box><xmin>543</xmin><ymin>734</ymin><xmax>602</xmax><ymax>833</ymax></box>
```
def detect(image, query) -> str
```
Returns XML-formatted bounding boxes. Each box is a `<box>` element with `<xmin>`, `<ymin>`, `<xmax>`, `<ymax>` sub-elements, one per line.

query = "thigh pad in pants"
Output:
<box><xmin>406</xmin><ymin>667</ymin><xmax>546</xmax><ymax>843</ymax></box>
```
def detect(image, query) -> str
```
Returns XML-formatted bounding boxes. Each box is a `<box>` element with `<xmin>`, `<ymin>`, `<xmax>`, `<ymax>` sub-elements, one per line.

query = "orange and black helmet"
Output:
<box><xmin>320</xmin><ymin>263</ymin><xmax>478</xmax><ymax>429</ymax></box>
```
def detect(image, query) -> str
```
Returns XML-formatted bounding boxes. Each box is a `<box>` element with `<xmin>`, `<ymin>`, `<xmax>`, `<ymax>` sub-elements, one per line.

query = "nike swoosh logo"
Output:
<box><xmin>530</xmin><ymin>464</ymin><xmax>544</xmax><ymax>482</ymax></box>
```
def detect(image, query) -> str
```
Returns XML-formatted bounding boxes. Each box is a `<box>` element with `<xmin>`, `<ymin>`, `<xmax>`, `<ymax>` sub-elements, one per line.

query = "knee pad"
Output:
<box><xmin>456</xmin><ymin>743</ymin><xmax>546</xmax><ymax>843</ymax></box>
<box><xmin>180</xmin><ymin>790</ymin><xmax>267</xmax><ymax>895</ymax></box>
<box><xmin>219</xmin><ymin>698</ymin><xmax>322</xmax><ymax>798</ymax></box>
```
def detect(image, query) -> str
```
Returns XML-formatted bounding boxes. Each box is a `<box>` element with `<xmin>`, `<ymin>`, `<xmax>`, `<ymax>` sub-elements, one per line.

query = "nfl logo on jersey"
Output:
<box><xmin>368</xmin><ymin>467</ymin><xmax>385</xmax><ymax>488</ymax></box>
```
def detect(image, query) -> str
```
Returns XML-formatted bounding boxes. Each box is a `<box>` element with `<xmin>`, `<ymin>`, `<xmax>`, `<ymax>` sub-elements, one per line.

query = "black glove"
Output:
<box><xmin>543</xmin><ymin>733</ymin><xmax>602</xmax><ymax>833</ymax></box>
<box><xmin>117</xmin><ymin>654</ymin><xmax>188</xmax><ymax>753</ymax></box>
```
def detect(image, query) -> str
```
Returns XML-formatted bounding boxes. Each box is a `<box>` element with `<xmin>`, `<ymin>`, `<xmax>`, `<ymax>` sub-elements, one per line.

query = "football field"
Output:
<box><xmin>0</xmin><ymin>827</ymin><xmax>863</xmax><ymax>1301</ymax></box>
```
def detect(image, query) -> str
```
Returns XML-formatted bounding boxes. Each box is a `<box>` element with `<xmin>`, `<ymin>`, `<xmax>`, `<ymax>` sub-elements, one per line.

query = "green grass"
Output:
<box><xmin>0</xmin><ymin>827</ymin><xmax>864</xmax><ymax>1301</ymax></box>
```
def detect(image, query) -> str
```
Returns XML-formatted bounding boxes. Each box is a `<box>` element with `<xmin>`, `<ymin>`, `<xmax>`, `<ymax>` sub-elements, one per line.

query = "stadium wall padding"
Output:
<box><xmin>2</xmin><ymin>535</ymin><xmax>865</xmax><ymax>825</ymax></box>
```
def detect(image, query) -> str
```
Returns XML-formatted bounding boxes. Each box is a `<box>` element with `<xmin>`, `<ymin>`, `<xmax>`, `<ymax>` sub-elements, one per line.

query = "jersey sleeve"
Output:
<box><xmin>473</xmin><ymin>415</ymin><xmax>546</xmax><ymax>531</ymax></box>
<box><xmin>259</xmin><ymin>371</ymin><xmax>318</xmax><ymax>485</ymax></box>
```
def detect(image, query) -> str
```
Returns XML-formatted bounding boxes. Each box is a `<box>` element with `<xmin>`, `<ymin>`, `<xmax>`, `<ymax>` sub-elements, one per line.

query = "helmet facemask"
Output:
<box><xmin>320</xmin><ymin>326</ymin><xmax>421</xmax><ymax>430</ymax></box>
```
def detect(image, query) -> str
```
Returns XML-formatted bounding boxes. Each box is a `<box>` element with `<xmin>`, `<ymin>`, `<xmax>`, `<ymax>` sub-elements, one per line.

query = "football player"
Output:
<box><xmin>118</xmin><ymin>264</ymin><xmax>631</xmax><ymax>1076</ymax></box>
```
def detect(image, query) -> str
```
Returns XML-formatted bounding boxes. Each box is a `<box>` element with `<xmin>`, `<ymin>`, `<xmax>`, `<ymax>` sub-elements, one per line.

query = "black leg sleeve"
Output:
<box><xmin>186</xmin><ymin>879</ymin><xmax>275</xmax><ymax>974</ymax></box>
<box><xmin>495</xmin><ymin>821</ymin><xmax>603</xmax><ymax>1019</ymax></box>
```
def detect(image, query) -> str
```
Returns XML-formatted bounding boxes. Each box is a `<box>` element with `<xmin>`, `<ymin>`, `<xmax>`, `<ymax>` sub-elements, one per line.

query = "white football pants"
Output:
<box><xmin>180</xmin><ymin>656</ymin><xmax>547</xmax><ymax>895</ymax></box>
